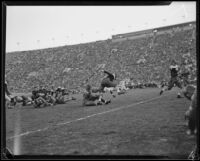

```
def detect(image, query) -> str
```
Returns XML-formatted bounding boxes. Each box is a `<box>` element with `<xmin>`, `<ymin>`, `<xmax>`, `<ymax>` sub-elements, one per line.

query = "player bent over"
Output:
<box><xmin>82</xmin><ymin>85</ymin><xmax>111</xmax><ymax>106</ymax></box>
<box><xmin>95</xmin><ymin>70</ymin><xmax>117</xmax><ymax>97</ymax></box>
<box><xmin>160</xmin><ymin>60</ymin><xmax>182</xmax><ymax>97</ymax></box>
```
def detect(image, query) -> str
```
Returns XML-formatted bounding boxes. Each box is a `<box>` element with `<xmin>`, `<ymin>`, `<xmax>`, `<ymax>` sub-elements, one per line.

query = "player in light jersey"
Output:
<box><xmin>5</xmin><ymin>80</ymin><xmax>12</xmax><ymax>102</ymax></box>
<box><xmin>82</xmin><ymin>84</ymin><xmax>111</xmax><ymax>106</ymax></box>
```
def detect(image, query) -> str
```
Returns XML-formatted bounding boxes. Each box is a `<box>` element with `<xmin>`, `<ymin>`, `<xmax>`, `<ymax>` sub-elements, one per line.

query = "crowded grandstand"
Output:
<box><xmin>5</xmin><ymin>21</ymin><xmax>196</xmax><ymax>107</ymax></box>
<box><xmin>6</xmin><ymin>21</ymin><xmax>196</xmax><ymax>91</ymax></box>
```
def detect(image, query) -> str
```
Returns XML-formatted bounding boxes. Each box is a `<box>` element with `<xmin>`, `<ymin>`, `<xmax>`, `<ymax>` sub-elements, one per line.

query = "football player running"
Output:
<box><xmin>159</xmin><ymin>60</ymin><xmax>183</xmax><ymax>97</ymax></box>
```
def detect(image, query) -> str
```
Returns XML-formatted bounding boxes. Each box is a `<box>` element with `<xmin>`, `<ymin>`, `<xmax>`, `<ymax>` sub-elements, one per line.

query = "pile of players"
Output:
<box><xmin>6</xmin><ymin>85</ymin><xmax>76</xmax><ymax>108</ymax></box>
<box><xmin>82</xmin><ymin>70</ymin><xmax>120</xmax><ymax>106</ymax></box>
<box><xmin>31</xmin><ymin>86</ymin><xmax>76</xmax><ymax>108</ymax></box>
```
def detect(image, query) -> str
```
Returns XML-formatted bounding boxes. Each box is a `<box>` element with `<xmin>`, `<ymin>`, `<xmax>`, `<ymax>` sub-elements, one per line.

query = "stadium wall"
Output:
<box><xmin>112</xmin><ymin>21</ymin><xmax>196</xmax><ymax>42</ymax></box>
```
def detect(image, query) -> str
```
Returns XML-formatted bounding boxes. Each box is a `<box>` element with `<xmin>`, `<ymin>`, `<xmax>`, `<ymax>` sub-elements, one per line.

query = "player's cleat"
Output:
<box><xmin>177</xmin><ymin>93</ymin><xmax>182</xmax><ymax>98</ymax></box>
<box><xmin>72</xmin><ymin>97</ymin><xmax>76</xmax><ymax>100</ymax></box>
<box><xmin>105</xmin><ymin>100</ymin><xmax>111</xmax><ymax>105</ymax></box>
<box><xmin>118</xmin><ymin>91</ymin><xmax>126</xmax><ymax>95</ymax></box>
<box><xmin>160</xmin><ymin>90</ymin><xmax>163</xmax><ymax>95</ymax></box>
<box><xmin>177</xmin><ymin>95</ymin><xmax>181</xmax><ymax>98</ymax></box>
<box><xmin>97</xmin><ymin>102</ymin><xmax>103</xmax><ymax>105</ymax></box>
<box><xmin>112</xmin><ymin>95</ymin><xmax>116</xmax><ymax>98</ymax></box>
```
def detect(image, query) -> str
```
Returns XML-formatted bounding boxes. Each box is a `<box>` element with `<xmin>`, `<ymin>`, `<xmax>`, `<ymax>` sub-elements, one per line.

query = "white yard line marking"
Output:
<box><xmin>7</xmin><ymin>94</ymin><xmax>170</xmax><ymax>140</ymax></box>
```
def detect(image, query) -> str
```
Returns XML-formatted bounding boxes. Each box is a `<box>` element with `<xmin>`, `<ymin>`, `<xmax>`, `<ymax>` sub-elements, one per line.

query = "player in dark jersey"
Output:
<box><xmin>83</xmin><ymin>85</ymin><xmax>111</xmax><ymax>106</ymax></box>
<box><xmin>160</xmin><ymin>60</ymin><xmax>183</xmax><ymax>96</ymax></box>
<box><xmin>95</xmin><ymin>70</ymin><xmax>117</xmax><ymax>97</ymax></box>
<box><xmin>31</xmin><ymin>86</ymin><xmax>39</xmax><ymax>100</ymax></box>
<box><xmin>33</xmin><ymin>96</ymin><xmax>52</xmax><ymax>108</ymax></box>
<box><xmin>100</xmin><ymin>70</ymin><xmax>116</xmax><ymax>88</ymax></box>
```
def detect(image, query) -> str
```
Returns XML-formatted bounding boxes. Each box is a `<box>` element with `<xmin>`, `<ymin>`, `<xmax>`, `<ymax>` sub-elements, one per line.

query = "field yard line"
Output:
<box><xmin>7</xmin><ymin>93</ymin><xmax>170</xmax><ymax>140</ymax></box>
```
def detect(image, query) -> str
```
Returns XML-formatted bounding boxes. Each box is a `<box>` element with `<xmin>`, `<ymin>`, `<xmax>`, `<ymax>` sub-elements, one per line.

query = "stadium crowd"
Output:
<box><xmin>5</xmin><ymin>23</ymin><xmax>196</xmax><ymax>94</ymax></box>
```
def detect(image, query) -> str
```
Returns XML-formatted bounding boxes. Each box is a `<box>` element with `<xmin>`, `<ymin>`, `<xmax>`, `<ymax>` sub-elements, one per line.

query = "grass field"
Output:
<box><xmin>6</xmin><ymin>88</ymin><xmax>196</xmax><ymax>159</ymax></box>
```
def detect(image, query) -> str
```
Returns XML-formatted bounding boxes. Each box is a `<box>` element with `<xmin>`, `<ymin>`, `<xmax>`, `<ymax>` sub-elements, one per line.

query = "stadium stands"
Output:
<box><xmin>5</xmin><ymin>22</ymin><xmax>196</xmax><ymax>93</ymax></box>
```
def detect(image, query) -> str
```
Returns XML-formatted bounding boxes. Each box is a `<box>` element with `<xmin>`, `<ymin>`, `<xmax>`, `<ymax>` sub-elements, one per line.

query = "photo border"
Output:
<box><xmin>1</xmin><ymin>0</ymin><xmax>199</xmax><ymax>160</ymax></box>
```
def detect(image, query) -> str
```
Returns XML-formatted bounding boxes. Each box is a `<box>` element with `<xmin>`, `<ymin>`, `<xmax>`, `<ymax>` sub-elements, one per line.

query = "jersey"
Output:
<box><xmin>170</xmin><ymin>65</ymin><xmax>179</xmax><ymax>78</ymax></box>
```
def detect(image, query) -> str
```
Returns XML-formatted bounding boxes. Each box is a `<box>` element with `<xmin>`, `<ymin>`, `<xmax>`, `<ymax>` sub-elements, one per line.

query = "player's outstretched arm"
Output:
<box><xmin>103</xmin><ymin>70</ymin><xmax>112</xmax><ymax>75</ymax></box>
<box><xmin>103</xmin><ymin>70</ymin><xmax>114</xmax><ymax>78</ymax></box>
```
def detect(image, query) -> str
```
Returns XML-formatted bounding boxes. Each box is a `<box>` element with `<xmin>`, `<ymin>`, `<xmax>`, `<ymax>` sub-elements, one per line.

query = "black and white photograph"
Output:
<box><xmin>2</xmin><ymin>1</ymin><xmax>198</xmax><ymax>159</ymax></box>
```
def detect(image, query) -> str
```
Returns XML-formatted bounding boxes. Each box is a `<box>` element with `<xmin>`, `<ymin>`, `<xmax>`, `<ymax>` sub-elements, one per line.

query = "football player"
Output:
<box><xmin>82</xmin><ymin>85</ymin><xmax>111</xmax><ymax>106</ymax></box>
<box><xmin>160</xmin><ymin>60</ymin><xmax>182</xmax><ymax>97</ymax></box>
<box><xmin>95</xmin><ymin>70</ymin><xmax>117</xmax><ymax>97</ymax></box>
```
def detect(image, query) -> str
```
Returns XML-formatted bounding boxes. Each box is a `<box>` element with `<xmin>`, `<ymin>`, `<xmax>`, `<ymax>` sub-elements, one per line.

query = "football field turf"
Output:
<box><xmin>6</xmin><ymin>88</ymin><xmax>195</xmax><ymax>158</ymax></box>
